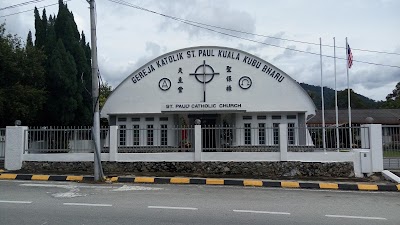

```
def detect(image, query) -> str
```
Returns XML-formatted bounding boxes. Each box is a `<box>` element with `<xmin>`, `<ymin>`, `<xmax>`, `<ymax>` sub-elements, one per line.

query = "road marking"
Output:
<box><xmin>148</xmin><ymin>206</ymin><xmax>198</xmax><ymax>210</ymax></box>
<box><xmin>170</xmin><ymin>177</ymin><xmax>190</xmax><ymax>184</ymax></box>
<box><xmin>206</xmin><ymin>179</ymin><xmax>224</xmax><ymax>185</ymax></box>
<box><xmin>233</xmin><ymin>209</ymin><xmax>290</xmax><ymax>215</ymax></box>
<box><xmin>66</xmin><ymin>176</ymin><xmax>83</xmax><ymax>181</ymax></box>
<box><xmin>31</xmin><ymin>175</ymin><xmax>50</xmax><ymax>181</ymax></box>
<box><xmin>243</xmin><ymin>180</ymin><xmax>263</xmax><ymax>186</ymax></box>
<box><xmin>112</xmin><ymin>185</ymin><xmax>163</xmax><ymax>191</ymax></box>
<box><xmin>325</xmin><ymin>214</ymin><xmax>387</xmax><ymax>220</ymax></box>
<box><xmin>0</xmin><ymin>174</ymin><xmax>17</xmax><ymax>179</ymax></box>
<box><xmin>63</xmin><ymin>203</ymin><xmax>112</xmax><ymax>207</ymax></box>
<box><xmin>135</xmin><ymin>177</ymin><xmax>155</xmax><ymax>183</ymax></box>
<box><xmin>319</xmin><ymin>183</ymin><xmax>339</xmax><ymax>189</ymax></box>
<box><xmin>0</xmin><ymin>200</ymin><xmax>32</xmax><ymax>204</ymax></box>
<box><xmin>21</xmin><ymin>183</ymin><xmax>75</xmax><ymax>188</ymax></box>
<box><xmin>281</xmin><ymin>181</ymin><xmax>300</xmax><ymax>188</ymax></box>
<box><xmin>20</xmin><ymin>183</ymin><xmax>110</xmax><ymax>189</ymax></box>
<box><xmin>358</xmin><ymin>184</ymin><xmax>378</xmax><ymax>191</ymax></box>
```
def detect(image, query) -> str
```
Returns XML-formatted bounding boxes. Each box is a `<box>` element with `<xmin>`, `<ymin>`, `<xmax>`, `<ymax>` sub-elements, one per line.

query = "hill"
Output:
<box><xmin>299</xmin><ymin>83</ymin><xmax>380</xmax><ymax>110</ymax></box>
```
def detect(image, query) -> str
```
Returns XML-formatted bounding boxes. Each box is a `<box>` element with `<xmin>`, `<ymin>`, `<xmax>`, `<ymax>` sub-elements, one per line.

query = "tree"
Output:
<box><xmin>99</xmin><ymin>82</ymin><xmax>113</xmax><ymax>110</ymax></box>
<box><xmin>26</xmin><ymin>31</ymin><xmax>33</xmax><ymax>47</ymax></box>
<box><xmin>32</xmin><ymin>1</ymin><xmax>93</xmax><ymax>125</ymax></box>
<box><xmin>45</xmin><ymin>39</ymin><xmax>79</xmax><ymax>125</ymax></box>
<box><xmin>99</xmin><ymin>82</ymin><xmax>113</xmax><ymax>126</ymax></box>
<box><xmin>0</xmin><ymin>23</ymin><xmax>46</xmax><ymax>127</ymax></box>
<box><xmin>34</xmin><ymin>7</ymin><xmax>46</xmax><ymax>49</ymax></box>
<box><xmin>336</xmin><ymin>89</ymin><xmax>367</xmax><ymax>109</ymax></box>
<box><xmin>53</xmin><ymin>1</ymin><xmax>92</xmax><ymax>125</ymax></box>
<box><xmin>381</xmin><ymin>82</ymin><xmax>400</xmax><ymax>109</ymax></box>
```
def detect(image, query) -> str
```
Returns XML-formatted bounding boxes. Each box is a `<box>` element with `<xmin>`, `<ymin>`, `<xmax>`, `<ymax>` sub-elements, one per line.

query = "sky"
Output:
<box><xmin>1</xmin><ymin>0</ymin><xmax>399</xmax><ymax>101</ymax></box>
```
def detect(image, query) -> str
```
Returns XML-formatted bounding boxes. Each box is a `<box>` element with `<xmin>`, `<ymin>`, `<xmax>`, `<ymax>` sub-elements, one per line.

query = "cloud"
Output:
<box><xmin>154</xmin><ymin>0</ymin><xmax>256</xmax><ymax>39</ymax></box>
<box><xmin>273</xmin><ymin>45</ymin><xmax>298</xmax><ymax>61</ymax></box>
<box><xmin>99</xmin><ymin>41</ymin><xmax>165</xmax><ymax>89</ymax></box>
<box><xmin>352</xmin><ymin>68</ymin><xmax>399</xmax><ymax>90</ymax></box>
<box><xmin>237</xmin><ymin>31</ymin><xmax>286</xmax><ymax>53</ymax></box>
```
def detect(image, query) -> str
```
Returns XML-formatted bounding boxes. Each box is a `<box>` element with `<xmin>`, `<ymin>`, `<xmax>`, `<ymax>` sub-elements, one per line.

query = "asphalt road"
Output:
<box><xmin>0</xmin><ymin>180</ymin><xmax>399</xmax><ymax>225</ymax></box>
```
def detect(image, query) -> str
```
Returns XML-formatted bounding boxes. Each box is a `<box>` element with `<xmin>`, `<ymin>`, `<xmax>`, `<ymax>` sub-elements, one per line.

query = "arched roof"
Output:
<box><xmin>101</xmin><ymin>46</ymin><xmax>316</xmax><ymax>117</ymax></box>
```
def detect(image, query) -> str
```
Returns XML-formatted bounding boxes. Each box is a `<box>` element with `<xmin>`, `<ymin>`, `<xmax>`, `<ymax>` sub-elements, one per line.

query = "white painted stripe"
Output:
<box><xmin>20</xmin><ymin>183</ymin><xmax>111</xmax><ymax>189</ymax></box>
<box><xmin>21</xmin><ymin>184</ymin><xmax>74</xmax><ymax>188</ymax></box>
<box><xmin>0</xmin><ymin>200</ymin><xmax>32</xmax><ymax>204</ymax></box>
<box><xmin>63</xmin><ymin>203</ymin><xmax>112</xmax><ymax>207</ymax></box>
<box><xmin>325</xmin><ymin>214</ymin><xmax>387</xmax><ymax>220</ymax></box>
<box><xmin>233</xmin><ymin>209</ymin><xmax>290</xmax><ymax>215</ymax></box>
<box><xmin>148</xmin><ymin>206</ymin><xmax>198</xmax><ymax>210</ymax></box>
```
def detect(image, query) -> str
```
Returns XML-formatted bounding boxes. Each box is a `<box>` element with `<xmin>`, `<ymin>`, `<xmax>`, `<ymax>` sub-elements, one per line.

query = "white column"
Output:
<box><xmin>368</xmin><ymin>124</ymin><xmax>383</xmax><ymax>172</ymax></box>
<box><xmin>194</xmin><ymin>125</ymin><xmax>201</xmax><ymax>161</ymax></box>
<box><xmin>352</xmin><ymin>149</ymin><xmax>363</xmax><ymax>178</ymax></box>
<box><xmin>279</xmin><ymin>123</ymin><xmax>288</xmax><ymax>161</ymax></box>
<box><xmin>109</xmin><ymin>126</ymin><xmax>118</xmax><ymax>161</ymax></box>
<box><xmin>5</xmin><ymin>126</ymin><xmax>28</xmax><ymax>170</ymax></box>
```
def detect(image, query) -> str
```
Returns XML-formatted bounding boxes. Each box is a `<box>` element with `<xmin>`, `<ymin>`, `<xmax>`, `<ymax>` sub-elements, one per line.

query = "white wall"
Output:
<box><xmin>3</xmin><ymin>124</ymin><xmax>384</xmax><ymax>178</ymax></box>
<box><xmin>101</xmin><ymin>46</ymin><xmax>316</xmax><ymax>117</ymax></box>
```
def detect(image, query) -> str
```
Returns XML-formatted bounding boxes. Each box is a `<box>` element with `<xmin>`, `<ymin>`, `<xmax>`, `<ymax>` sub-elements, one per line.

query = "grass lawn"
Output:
<box><xmin>383</xmin><ymin>151</ymin><xmax>400</xmax><ymax>158</ymax></box>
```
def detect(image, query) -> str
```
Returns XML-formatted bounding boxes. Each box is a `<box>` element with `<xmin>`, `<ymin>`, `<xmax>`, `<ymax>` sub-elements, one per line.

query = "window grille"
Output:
<box><xmin>160</xmin><ymin>124</ymin><xmax>168</xmax><ymax>146</ymax></box>
<box><xmin>258</xmin><ymin>123</ymin><xmax>265</xmax><ymax>145</ymax></box>
<box><xmin>244</xmin><ymin>123</ymin><xmax>251</xmax><ymax>145</ymax></box>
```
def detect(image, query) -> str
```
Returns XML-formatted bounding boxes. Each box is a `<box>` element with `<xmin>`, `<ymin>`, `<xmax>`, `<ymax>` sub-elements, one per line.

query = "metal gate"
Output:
<box><xmin>0</xmin><ymin>128</ymin><xmax>5</xmax><ymax>170</ymax></box>
<box><xmin>382</xmin><ymin>125</ymin><xmax>400</xmax><ymax>169</ymax></box>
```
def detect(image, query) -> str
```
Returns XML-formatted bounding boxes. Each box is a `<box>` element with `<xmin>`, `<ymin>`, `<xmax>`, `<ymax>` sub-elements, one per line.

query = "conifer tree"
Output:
<box><xmin>32</xmin><ymin>1</ymin><xmax>93</xmax><ymax>125</ymax></box>
<box><xmin>45</xmin><ymin>39</ymin><xmax>79</xmax><ymax>125</ymax></box>
<box><xmin>34</xmin><ymin>7</ymin><xmax>46</xmax><ymax>48</ymax></box>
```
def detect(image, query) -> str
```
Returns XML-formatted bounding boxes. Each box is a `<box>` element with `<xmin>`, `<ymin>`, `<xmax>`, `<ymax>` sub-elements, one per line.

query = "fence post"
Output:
<box><xmin>368</xmin><ymin>124</ymin><xmax>383</xmax><ymax>172</ymax></box>
<box><xmin>360</xmin><ymin>124</ymin><xmax>369</xmax><ymax>149</ymax></box>
<box><xmin>194</xmin><ymin>125</ymin><xmax>201</xmax><ymax>161</ymax></box>
<box><xmin>109</xmin><ymin>126</ymin><xmax>118</xmax><ymax>161</ymax></box>
<box><xmin>279</xmin><ymin>123</ymin><xmax>288</xmax><ymax>161</ymax></box>
<box><xmin>5</xmin><ymin>126</ymin><xmax>28</xmax><ymax>170</ymax></box>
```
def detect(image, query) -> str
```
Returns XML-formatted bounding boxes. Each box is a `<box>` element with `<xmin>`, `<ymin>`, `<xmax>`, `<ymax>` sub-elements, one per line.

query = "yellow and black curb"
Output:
<box><xmin>1</xmin><ymin>173</ymin><xmax>399</xmax><ymax>192</ymax></box>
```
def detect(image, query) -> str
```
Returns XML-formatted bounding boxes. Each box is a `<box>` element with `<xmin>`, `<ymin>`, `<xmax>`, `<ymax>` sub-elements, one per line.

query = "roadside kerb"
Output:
<box><xmin>1</xmin><ymin>172</ymin><xmax>399</xmax><ymax>192</ymax></box>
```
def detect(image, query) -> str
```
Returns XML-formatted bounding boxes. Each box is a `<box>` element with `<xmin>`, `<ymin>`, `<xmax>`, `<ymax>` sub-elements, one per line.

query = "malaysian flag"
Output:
<box><xmin>347</xmin><ymin>44</ymin><xmax>353</xmax><ymax>68</ymax></box>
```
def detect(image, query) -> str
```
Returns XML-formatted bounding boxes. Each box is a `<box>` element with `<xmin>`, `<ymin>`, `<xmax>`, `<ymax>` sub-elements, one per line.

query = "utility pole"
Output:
<box><xmin>87</xmin><ymin>0</ymin><xmax>104</xmax><ymax>181</ymax></box>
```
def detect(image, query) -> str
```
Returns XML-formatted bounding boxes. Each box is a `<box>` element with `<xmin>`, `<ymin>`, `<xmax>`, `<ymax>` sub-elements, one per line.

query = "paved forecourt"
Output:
<box><xmin>0</xmin><ymin>172</ymin><xmax>399</xmax><ymax>192</ymax></box>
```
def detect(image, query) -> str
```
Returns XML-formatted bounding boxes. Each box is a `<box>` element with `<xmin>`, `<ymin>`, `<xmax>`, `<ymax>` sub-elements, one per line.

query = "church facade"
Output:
<box><xmin>101</xmin><ymin>46</ymin><xmax>317</xmax><ymax>148</ymax></box>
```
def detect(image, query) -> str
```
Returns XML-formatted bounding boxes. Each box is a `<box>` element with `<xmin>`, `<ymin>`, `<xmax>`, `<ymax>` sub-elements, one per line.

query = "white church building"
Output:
<box><xmin>101</xmin><ymin>46</ymin><xmax>317</xmax><ymax>149</ymax></box>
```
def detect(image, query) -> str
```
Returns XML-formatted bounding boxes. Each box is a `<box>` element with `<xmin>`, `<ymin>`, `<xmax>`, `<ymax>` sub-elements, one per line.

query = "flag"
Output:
<box><xmin>347</xmin><ymin>44</ymin><xmax>353</xmax><ymax>68</ymax></box>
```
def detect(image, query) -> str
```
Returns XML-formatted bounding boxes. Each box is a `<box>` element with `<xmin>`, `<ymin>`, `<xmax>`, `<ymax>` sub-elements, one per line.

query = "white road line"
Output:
<box><xmin>148</xmin><ymin>206</ymin><xmax>198</xmax><ymax>210</ymax></box>
<box><xmin>20</xmin><ymin>183</ymin><xmax>112</xmax><ymax>189</ymax></box>
<box><xmin>233</xmin><ymin>209</ymin><xmax>290</xmax><ymax>215</ymax></box>
<box><xmin>325</xmin><ymin>214</ymin><xmax>387</xmax><ymax>220</ymax></box>
<box><xmin>0</xmin><ymin>200</ymin><xmax>32</xmax><ymax>204</ymax></box>
<box><xmin>63</xmin><ymin>203</ymin><xmax>112</xmax><ymax>207</ymax></box>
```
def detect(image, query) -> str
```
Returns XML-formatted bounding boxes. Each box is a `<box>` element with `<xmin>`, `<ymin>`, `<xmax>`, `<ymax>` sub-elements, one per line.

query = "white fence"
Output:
<box><xmin>382</xmin><ymin>125</ymin><xmax>400</xmax><ymax>169</ymax></box>
<box><xmin>24</xmin><ymin>127</ymin><xmax>109</xmax><ymax>153</ymax></box>
<box><xmin>22</xmin><ymin>125</ymin><xmax>370</xmax><ymax>153</ymax></box>
<box><xmin>0</xmin><ymin>128</ymin><xmax>5</xmax><ymax>159</ymax></box>
<box><xmin>3</xmin><ymin>124</ymin><xmax>384</xmax><ymax>177</ymax></box>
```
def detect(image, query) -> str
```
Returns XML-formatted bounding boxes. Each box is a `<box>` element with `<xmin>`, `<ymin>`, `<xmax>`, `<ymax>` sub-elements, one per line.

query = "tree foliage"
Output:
<box><xmin>0</xmin><ymin>23</ymin><xmax>47</xmax><ymax>126</ymax></box>
<box><xmin>0</xmin><ymin>1</ymin><xmax>93</xmax><ymax>126</ymax></box>
<box><xmin>99</xmin><ymin>82</ymin><xmax>113</xmax><ymax>110</ymax></box>
<box><xmin>33</xmin><ymin>1</ymin><xmax>92</xmax><ymax>125</ymax></box>
<box><xmin>299</xmin><ymin>83</ymin><xmax>379</xmax><ymax>109</ymax></box>
<box><xmin>381</xmin><ymin>82</ymin><xmax>400</xmax><ymax>109</ymax></box>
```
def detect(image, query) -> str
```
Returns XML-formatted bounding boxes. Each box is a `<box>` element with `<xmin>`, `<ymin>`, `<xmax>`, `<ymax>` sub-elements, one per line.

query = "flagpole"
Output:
<box><xmin>320</xmin><ymin>38</ymin><xmax>326</xmax><ymax>152</ymax></box>
<box><xmin>334</xmin><ymin>37</ymin><xmax>339</xmax><ymax>150</ymax></box>
<box><xmin>346</xmin><ymin>37</ymin><xmax>353</xmax><ymax>150</ymax></box>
